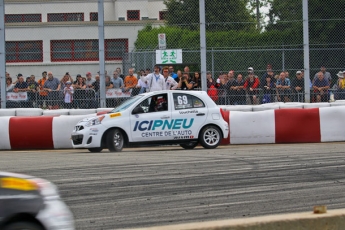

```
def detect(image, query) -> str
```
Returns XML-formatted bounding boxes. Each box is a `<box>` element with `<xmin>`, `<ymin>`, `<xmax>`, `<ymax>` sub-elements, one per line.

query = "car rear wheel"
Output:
<box><xmin>180</xmin><ymin>142</ymin><xmax>198</xmax><ymax>149</ymax></box>
<box><xmin>88</xmin><ymin>147</ymin><xmax>103</xmax><ymax>153</ymax></box>
<box><xmin>4</xmin><ymin>221</ymin><xmax>43</xmax><ymax>230</ymax></box>
<box><xmin>199</xmin><ymin>125</ymin><xmax>222</xmax><ymax>149</ymax></box>
<box><xmin>107</xmin><ymin>128</ymin><xmax>124</xmax><ymax>152</ymax></box>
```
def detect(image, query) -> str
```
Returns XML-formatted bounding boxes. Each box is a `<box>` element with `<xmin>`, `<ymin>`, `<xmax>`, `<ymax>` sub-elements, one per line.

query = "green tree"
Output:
<box><xmin>164</xmin><ymin>0</ymin><xmax>256</xmax><ymax>31</ymax></box>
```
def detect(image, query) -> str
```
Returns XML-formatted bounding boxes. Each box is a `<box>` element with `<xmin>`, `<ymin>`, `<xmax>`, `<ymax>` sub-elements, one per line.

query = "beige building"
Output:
<box><xmin>4</xmin><ymin>0</ymin><xmax>165</xmax><ymax>79</ymax></box>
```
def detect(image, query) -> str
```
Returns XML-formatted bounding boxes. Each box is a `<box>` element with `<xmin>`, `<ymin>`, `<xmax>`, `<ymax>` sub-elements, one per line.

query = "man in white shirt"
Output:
<box><xmin>145</xmin><ymin>65</ymin><xmax>166</xmax><ymax>92</ymax></box>
<box><xmin>162</xmin><ymin>66</ymin><xmax>178</xmax><ymax>90</ymax></box>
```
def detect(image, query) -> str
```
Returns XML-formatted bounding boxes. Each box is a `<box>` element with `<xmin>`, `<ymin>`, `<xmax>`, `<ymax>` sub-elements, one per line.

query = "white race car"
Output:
<box><xmin>71</xmin><ymin>90</ymin><xmax>229</xmax><ymax>152</ymax></box>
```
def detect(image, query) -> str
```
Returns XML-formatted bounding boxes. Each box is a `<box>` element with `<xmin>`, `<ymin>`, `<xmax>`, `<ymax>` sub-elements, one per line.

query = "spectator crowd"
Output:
<box><xmin>4</xmin><ymin>64</ymin><xmax>345</xmax><ymax>109</ymax></box>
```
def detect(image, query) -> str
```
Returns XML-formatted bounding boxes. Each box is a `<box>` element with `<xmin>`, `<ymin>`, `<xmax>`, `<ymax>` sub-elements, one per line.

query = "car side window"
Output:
<box><xmin>132</xmin><ymin>93</ymin><xmax>168</xmax><ymax>114</ymax></box>
<box><xmin>173</xmin><ymin>93</ymin><xmax>205</xmax><ymax>110</ymax></box>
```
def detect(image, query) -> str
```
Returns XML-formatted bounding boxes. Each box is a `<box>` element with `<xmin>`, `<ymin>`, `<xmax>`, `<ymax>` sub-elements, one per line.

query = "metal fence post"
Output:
<box><xmin>0</xmin><ymin>0</ymin><xmax>6</xmax><ymax>109</ymax></box>
<box><xmin>199</xmin><ymin>0</ymin><xmax>207</xmax><ymax>92</ymax></box>
<box><xmin>98</xmin><ymin>0</ymin><xmax>106</xmax><ymax>108</ymax></box>
<box><xmin>303</xmin><ymin>0</ymin><xmax>310</xmax><ymax>103</ymax></box>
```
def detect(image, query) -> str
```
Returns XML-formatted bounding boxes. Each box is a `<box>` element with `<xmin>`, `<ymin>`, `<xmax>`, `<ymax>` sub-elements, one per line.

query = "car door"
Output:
<box><xmin>130</xmin><ymin>93</ymin><xmax>172</xmax><ymax>142</ymax></box>
<box><xmin>171</xmin><ymin>92</ymin><xmax>208</xmax><ymax>140</ymax></box>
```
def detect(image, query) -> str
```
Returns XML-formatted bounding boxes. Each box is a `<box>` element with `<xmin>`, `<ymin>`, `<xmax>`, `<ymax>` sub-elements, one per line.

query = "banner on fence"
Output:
<box><xmin>7</xmin><ymin>92</ymin><xmax>28</xmax><ymax>101</ymax></box>
<box><xmin>156</xmin><ymin>49</ymin><xmax>182</xmax><ymax>64</ymax></box>
<box><xmin>106</xmin><ymin>89</ymin><xmax>131</xmax><ymax>98</ymax></box>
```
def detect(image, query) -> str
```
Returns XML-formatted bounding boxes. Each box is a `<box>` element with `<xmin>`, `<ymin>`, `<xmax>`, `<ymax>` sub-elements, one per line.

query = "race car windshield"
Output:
<box><xmin>110</xmin><ymin>95</ymin><xmax>144</xmax><ymax>113</ymax></box>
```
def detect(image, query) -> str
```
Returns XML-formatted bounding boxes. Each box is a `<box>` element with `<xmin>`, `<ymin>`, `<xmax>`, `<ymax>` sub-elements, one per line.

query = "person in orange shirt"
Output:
<box><xmin>123</xmin><ymin>68</ymin><xmax>138</xmax><ymax>94</ymax></box>
<box><xmin>37</xmin><ymin>71</ymin><xmax>48</xmax><ymax>108</ymax></box>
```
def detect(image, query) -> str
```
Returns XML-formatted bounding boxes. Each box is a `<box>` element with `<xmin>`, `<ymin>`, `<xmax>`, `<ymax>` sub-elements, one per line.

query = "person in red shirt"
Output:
<box><xmin>244</xmin><ymin>70</ymin><xmax>260</xmax><ymax>104</ymax></box>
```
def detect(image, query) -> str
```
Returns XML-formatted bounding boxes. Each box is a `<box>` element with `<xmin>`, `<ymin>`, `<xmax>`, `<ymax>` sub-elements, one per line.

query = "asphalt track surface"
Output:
<box><xmin>1</xmin><ymin>143</ymin><xmax>345</xmax><ymax>230</ymax></box>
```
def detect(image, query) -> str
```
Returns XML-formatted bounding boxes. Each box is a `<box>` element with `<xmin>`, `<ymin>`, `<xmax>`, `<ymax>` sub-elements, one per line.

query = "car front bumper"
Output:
<box><xmin>71</xmin><ymin>123</ymin><xmax>103</xmax><ymax>149</ymax></box>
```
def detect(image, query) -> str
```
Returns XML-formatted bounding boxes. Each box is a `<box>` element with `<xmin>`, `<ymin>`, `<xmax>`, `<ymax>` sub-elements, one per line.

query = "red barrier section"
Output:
<box><xmin>275</xmin><ymin>108</ymin><xmax>321</xmax><ymax>143</ymax></box>
<box><xmin>220</xmin><ymin>109</ymin><xmax>230</xmax><ymax>145</ymax></box>
<box><xmin>9</xmin><ymin>116</ymin><xmax>54</xmax><ymax>149</ymax></box>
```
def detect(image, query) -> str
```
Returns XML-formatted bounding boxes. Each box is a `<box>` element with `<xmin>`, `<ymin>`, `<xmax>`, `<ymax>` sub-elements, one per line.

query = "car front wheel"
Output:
<box><xmin>107</xmin><ymin>128</ymin><xmax>124</xmax><ymax>152</ymax></box>
<box><xmin>199</xmin><ymin>125</ymin><xmax>222</xmax><ymax>149</ymax></box>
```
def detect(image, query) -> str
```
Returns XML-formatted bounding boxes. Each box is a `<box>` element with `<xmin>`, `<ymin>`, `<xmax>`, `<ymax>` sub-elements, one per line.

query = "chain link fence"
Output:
<box><xmin>2</xmin><ymin>0</ymin><xmax>345</xmax><ymax>108</ymax></box>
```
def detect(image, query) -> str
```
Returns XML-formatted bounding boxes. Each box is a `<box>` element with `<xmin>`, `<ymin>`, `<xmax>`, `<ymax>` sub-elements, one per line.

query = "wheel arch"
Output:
<box><xmin>101</xmin><ymin>127</ymin><xmax>129</xmax><ymax>148</ymax></box>
<box><xmin>198</xmin><ymin>123</ymin><xmax>224</xmax><ymax>139</ymax></box>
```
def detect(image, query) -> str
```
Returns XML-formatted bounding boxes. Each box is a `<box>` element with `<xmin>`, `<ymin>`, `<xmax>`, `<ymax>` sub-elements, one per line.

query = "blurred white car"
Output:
<box><xmin>0</xmin><ymin>172</ymin><xmax>74</xmax><ymax>230</ymax></box>
<box><xmin>71</xmin><ymin>90</ymin><xmax>229</xmax><ymax>152</ymax></box>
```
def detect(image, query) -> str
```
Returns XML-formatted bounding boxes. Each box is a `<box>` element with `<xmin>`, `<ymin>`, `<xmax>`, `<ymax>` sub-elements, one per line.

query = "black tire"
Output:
<box><xmin>106</xmin><ymin>128</ymin><xmax>124</xmax><ymax>152</ymax></box>
<box><xmin>88</xmin><ymin>147</ymin><xmax>103</xmax><ymax>153</ymax></box>
<box><xmin>180</xmin><ymin>142</ymin><xmax>198</xmax><ymax>149</ymax></box>
<box><xmin>199</xmin><ymin>125</ymin><xmax>222</xmax><ymax>149</ymax></box>
<box><xmin>4</xmin><ymin>221</ymin><xmax>43</xmax><ymax>230</ymax></box>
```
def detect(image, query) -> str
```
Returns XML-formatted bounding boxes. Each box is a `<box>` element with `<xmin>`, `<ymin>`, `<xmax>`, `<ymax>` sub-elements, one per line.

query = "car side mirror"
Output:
<box><xmin>132</xmin><ymin>106</ymin><xmax>144</xmax><ymax>115</ymax></box>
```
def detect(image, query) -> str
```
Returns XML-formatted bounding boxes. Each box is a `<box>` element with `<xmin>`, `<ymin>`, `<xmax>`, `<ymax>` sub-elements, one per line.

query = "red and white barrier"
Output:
<box><xmin>1</xmin><ymin>106</ymin><xmax>345</xmax><ymax>150</ymax></box>
<box><xmin>220</xmin><ymin>107</ymin><xmax>345</xmax><ymax>144</ymax></box>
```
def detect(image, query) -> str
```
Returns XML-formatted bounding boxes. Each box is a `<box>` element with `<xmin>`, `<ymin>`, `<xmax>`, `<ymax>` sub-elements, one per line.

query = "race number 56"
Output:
<box><xmin>177</xmin><ymin>95</ymin><xmax>188</xmax><ymax>105</ymax></box>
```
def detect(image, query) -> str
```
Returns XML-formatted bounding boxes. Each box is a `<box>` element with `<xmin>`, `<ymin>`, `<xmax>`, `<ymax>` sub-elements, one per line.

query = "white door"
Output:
<box><xmin>130</xmin><ymin>93</ymin><xmax>172</xmax><ymax>142</ymax></box>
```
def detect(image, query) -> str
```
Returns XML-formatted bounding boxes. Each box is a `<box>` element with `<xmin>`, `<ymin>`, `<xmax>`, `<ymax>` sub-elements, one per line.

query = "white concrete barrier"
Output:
<box><xmin>0</xmin><ymin>117</ymin><xmax>11</xmax><ymax>150</ymax></box>
<box><xmin>0</xmin><ymin>109</ymin><xmax>16</xmax><ymax>117</ymax></box>
<box><xmin>229</xmin><ymin>110</ymin><xmax>275</xmax><ymax>144</ymax></box>
<box><xmin>303</xmin><ymin>102</ymin><xmax>330</xmax><ymax>108</ymax></box>
<box><xmin>223</xmin><ymin>105</ymin><xmax>253</xmax><ymax>112</ymax></box>
<box><xmin>43</xmin><ymin>109</ymin><xmax>70</xmax><ymax>116</ymax></box>
<box><xmin>15</xmin><ymin>108</ymin><xmax>43</xmax><ymax>116</ymax></box>
<box><xmin>279</xmin><ymin>102</ymin><xmax>304</xmax><ymax>109</ymax></box>
<box><xmin>68</xmin><ymin>109</ymin><xmax>97</xmax><ymax>115</ymax></box>
<box><xmin>319</xmin><ymin>106</ymin><xmax>345</xmax><ymax>142</ymax></box>
<box><xmin>96</xmin><ymin>108</ymin><xmax>113</xmax><ymax>113</ymax></box>
<box><xmin>252</xmin><ymin>103</ymin><xmax>280</xmax><ymax>112</ymax></box>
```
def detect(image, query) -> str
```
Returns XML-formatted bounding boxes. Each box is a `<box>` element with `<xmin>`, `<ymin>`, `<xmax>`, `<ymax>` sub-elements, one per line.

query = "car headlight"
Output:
<box><xmin>85</xmin><ymin>116</ymin><xmax>105</xmax><ymax>127</ymax></box>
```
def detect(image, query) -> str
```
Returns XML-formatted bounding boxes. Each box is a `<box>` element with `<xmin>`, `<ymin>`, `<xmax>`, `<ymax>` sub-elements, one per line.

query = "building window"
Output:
<box><xmin>127</xmin><ymin>10</ymin><xmax>140</xmax><ymax>21</ymax></box>
<box><xmin>90</xmin><ymin>12</ymin><xmax>98</xmax><ymax>21</ymax></box>
<box><xmin>5</xmin><ymin>14</ymin><xmax>41</xmax><ymax>23</ymax></box>
<box><xmin>159</xmin><ymin>11</ymin><xmax>167</xmax><ymax>20</ymax></box>
<box><xmin>51</xmin><ymin>39</ymin><xmax>128</xmax><ymax>62</ymax></box>
<box><xmin>47</xmin><ymin>13</ymin><xmax>84</xmax><ymax>22</ymax></box>
<box><xmin>6</xmin><ymin>41</ymin><xmax>43</xmax><ymax>62</ymax></box>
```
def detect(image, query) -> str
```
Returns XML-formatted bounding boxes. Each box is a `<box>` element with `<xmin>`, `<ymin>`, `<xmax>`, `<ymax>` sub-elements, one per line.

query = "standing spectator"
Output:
<box><xmin>217</xmin><ymin>73</ymin><xmax>229</xmax><ymax>105</ymax></box>
<box><xmin>60</xmin><ymin>73</ymin><xmax>72</xmax><ymax>90</ymax></box>
<box><xmin>261</xmin><ymin>74</ymin><xmax>276</xmax><ymax>103</ymax></box>
<box><xmin>313</xmin><ymin>72</ymin><xmax>329</xmax><ymax>102</ymax></box>
<box><xmin>145</xmin><ymin>68</ymin><xmax>151</xmax><ymax>76</ymax></box>
<box><xmin>313</xmin><ymin>65</ymin><xmax>332</xmax><ymax>85</ymax></box>
<box><xmin>13</xmin><ymin>75</ymin><xmax>29</xmax><ymax>108</ymax></box>
<box><xmin>177</xmin><ymin>72</ymin><xmax>192</xmax><ymax>90</ymax></box>
<box><xmin>184</xmin><ymin>66</ymin><xmax>193</xmax><ymax>81</ymax></box>
<box><xmin>206</xmin><ymin>71</ymin><xmax>219</xmax><ymax>102</ymax></box>
<box><xmin>85</xmin><ymin>72</ymin><xmax>96</xmax><ymax>108</ymax></box>
<box><xmin>244</xmin><ymin>70</ymin><xmax>260</xmax><ymax>105</ymax></box>
<box><xmin>116</xmin><ymin>67</ymin><xmax>125</xmax><ymax>80</ymax></box>
<box><xmin>112</xmin><ymin>71</ymin><xmax>124</xmax><ymax>89</ymax></box>
<box><xmin>91</xmin><ymin>75</ymin><xmax>100</xmax><ymax>108</ymax></box>
<box><xmin>6</xmin><ymin>77</ymin><xmax>15</xmax><ymax>108</ymax></box>
<box><xmin>105</xmin><ymin>75</ymin><xmax>114</xmax><ymax>107</ymax></box>
<box><xmin>276</xmin><ymin>72</ymin><xmax>292</xmax><ymax>102</ymax></box>
<box><xmin>37</xmin><ymin>71</ymin><xmax>48</xmax><ymax>108</ymax></box>
<box><xmin>73</xmin><ymin>74</ymin><xmax>86</xmax><ymax>108</ymax></box>
<box><xmin>261</xmin><ymin>64</ymin><xmax>276</xmax><ymax>85</ymax></box>
<box><xmin>292</xmin><ymin>70</ymin><xmax>305</xmax><ymax>102</ymax></box>
<box><xmin>168</xmin><ymin>66</ymin><xmax>177</xmax><ymax>79</ymax></box>
<box><xmin>162</xmin><ymin>66</ymin><xmax>178</xmax><ymax>90</ymax></box>
<box><xmin>191</xmin><ymin>71</ymin><xmax>201</xmax><ymax>90</ymax></box>
<box><xmin>6</xmin><ymin>77</ymin><xmax>14</xmax><ymax>92</ymax></box>
<box><xmin>123</xmin><ymin>68</ymin><xmax>138</xmax><ymax>94</ymax></box>
<box><xmin>231</xmin><ymin>74</ymin><xmax>246</xmax><ymax>105</ymax></box>
<box><xmin>27</xmin><ymin>75</ymin><xmax>39</xmax><ymax>107</ymax></box>
<box><xmin>85</xmin><ymin>72</ymin><xmax>95</xmax><ymax>88</ymax></box>
<box><xmin>63</xmin><ymin>81</ymin><xmax>74</xmax><ymax>109</ymax></box>
<box><xmin>13</xmin><ymin>73</ymin><xmax>23</xmax><ymax>84</ymax></box>
<box><xmin>227</xmin><ymin>70</ymin><xmax>236</xmax><ymax>104</ymax></box>
<box><xmin>334</xmin><ymin>71</ymin><xmax>345</xmax><ymax>100</ymax></box>
<box><xmin>146</xmin><ymin>65</ymin><xmax>166</xmax><ymax>92</ymax></box>
<box><xmin>43</xmin><ymin>71</ymin><xmax>60</xmax><ymax>109</ymax></box>
<box><xmin>136</xmin><ymin>73</ymin><xmax>148</xmax><ymax>94</ymax></box>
